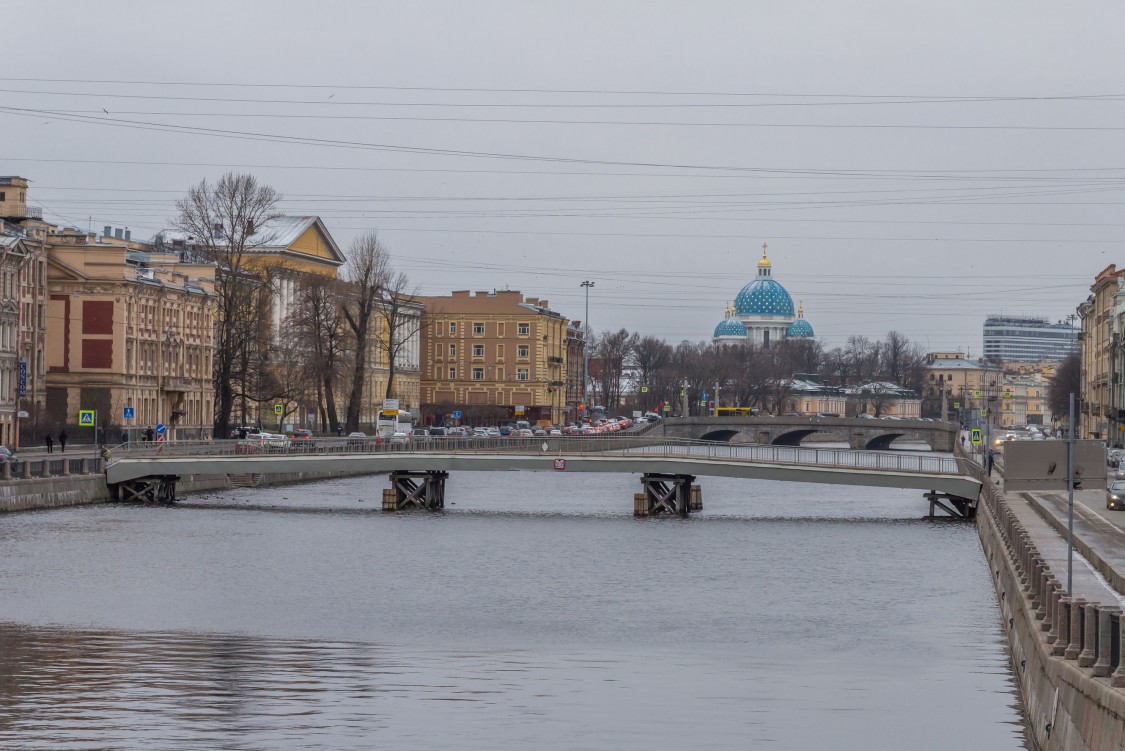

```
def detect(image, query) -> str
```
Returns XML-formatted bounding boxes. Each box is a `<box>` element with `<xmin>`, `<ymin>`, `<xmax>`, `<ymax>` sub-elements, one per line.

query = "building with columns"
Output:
<box><xmin>713</xmin><ymin>244</ymin><xmax>815</xmax><ymax>346</ymax></box>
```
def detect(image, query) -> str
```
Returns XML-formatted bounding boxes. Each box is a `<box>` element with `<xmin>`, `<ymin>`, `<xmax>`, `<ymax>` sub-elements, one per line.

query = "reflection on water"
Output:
<box><xmin>0</xmin><ymin>471</ymin><xmax>1029</xmax><ymax>750</ymax></box>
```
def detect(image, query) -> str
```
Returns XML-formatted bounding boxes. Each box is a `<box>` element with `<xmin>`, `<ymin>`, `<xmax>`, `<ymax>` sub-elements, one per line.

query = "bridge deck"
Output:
<box><xmin>106</xmin><ymin>437</ymin><xmax>981</xmax><ymax>498</ymax></box>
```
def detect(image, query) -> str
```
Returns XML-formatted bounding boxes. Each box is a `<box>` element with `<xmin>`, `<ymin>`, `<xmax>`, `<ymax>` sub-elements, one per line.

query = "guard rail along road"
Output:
<box><xmin>106</xmin><ymin>436</ymin><xmax>981</xmax><ymax>502</ymax></box>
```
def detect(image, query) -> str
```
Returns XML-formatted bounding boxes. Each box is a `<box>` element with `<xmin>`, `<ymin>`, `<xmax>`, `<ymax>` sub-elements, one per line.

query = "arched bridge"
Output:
<box><xmin>658</xmin><ymin>416</ymin><xmax>957</xmax><ymax>451</ymax></box>
<box><xmin>105</xmin><ymin>435</ymin><xmax>980</xmax><ymax>516</ymax></box>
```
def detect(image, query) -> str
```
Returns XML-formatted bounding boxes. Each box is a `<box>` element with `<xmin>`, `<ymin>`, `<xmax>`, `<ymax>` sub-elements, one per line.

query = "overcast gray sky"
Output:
<box><xmin>5</xmin><ymin>1</ymin><xmax>1121</xmax><ymax>352</ymax></box>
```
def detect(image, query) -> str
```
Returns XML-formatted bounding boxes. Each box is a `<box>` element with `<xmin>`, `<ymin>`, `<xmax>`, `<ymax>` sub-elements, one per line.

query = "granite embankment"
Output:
<box><xmin>978</xmin><ymin>469</ymin><xmax>1125</xmax><ymax>750</ymax></box>
<box><xmin>0</xmin><ymin>469</ymin><xmax>383</xmax><ymax>513</ymax></box>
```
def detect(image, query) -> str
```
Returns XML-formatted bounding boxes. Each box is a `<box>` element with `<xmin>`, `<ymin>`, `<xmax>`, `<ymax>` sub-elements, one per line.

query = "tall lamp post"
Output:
<box><xmin>581</xmin><ymin>280</ymin><xmax>594</xmax><ymax>411</ymax></box>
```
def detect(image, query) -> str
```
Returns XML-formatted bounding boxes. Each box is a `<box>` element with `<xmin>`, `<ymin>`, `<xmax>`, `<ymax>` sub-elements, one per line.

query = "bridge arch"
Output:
<box><xmin>771</xmin><ymin>429</ymin><xmax>822</xmax><ymax>446</ymax></box>
<box><xmin>699</xmin><ymin>429</ymin><xmax>740</xmax><ymax>442</ymax></box>
<box><xmin>863</xmin><ymin>432</ymin><xmax>934</xmax><ymax>451</ymax></box>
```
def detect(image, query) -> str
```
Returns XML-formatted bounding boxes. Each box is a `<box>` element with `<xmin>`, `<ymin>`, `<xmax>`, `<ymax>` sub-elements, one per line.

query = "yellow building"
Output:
<box><xmin>925</xmin><ymin>351</ymin><xmax>1004</xmax><ymax>423</ymax></box>
<box><xmin>419</xmin><ymin>291</ymin><xmax>579</xmax><ymax>425</ymax></box>
<box><xmin>1078</xmin><ymin>265</ymin><xmax>1123</xmax><ymax>439</ymax></box>
<box><xmin>45</xmin><ymin>226</ymin><xmax>216</xmax><ymax>439</ymax></box>
<box><xmin>998</xmin><ymin>374</ymin><xmax>1051</xmax><ymax>429</ymax></box>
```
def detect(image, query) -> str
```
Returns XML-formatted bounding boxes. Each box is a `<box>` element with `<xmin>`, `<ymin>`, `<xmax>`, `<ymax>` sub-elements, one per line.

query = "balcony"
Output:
<box><xmin>1</xmin><ymin>204</ymin><xmax>42</xmax><ymax>220</ymax></box>
<box><xmin>547</xmin><ymin>356</ymin><xmax>564</xmax><ymax>364</ymax></box>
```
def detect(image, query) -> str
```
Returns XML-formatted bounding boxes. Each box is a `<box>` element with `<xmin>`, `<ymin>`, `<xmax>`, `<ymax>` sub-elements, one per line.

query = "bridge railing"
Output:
<box><xmin>109</xmin><ymin>436</ymin><xmax>965</xmax><ymax>476</ymax></box>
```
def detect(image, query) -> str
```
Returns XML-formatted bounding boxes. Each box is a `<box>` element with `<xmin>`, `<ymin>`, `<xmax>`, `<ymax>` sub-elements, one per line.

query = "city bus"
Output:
<box><xmin>376</xmin><ymin>409</ymin><xmax>413</xmax><ymax>436</ymax></box>
<box><xmin>715</xmin><ymin>407</ymin><xmax>757</xmax><ymax>417</ymax></box>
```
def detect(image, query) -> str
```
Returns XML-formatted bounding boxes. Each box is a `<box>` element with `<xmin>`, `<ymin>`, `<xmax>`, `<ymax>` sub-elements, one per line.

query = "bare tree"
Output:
<box><xmin>371</xmin><ymin>270</ymin><xmax>426</xmax><ymax>401</ymax></box>
<box><xmin>1048</xmin><ymin>352</ymin><xmax>1081</xmax><ymax>420</ymax></box>
<box><xmin>287</xmin><ymin>275</ymin><xmax>349</xmax><ymax>432</ymax></box>
<box><xmin>174</xmin><ymin>172</ymin><xmax>282</xmax><ymax>438</ymax></box>
<box><xmin>594</xmin><ymin>328</ymin><xmax>639</xmax><ymax>410</ymax></box>
<box><xmin>340</xmin><ymin>232</ymin><xmax>391</xmax><ymax>432</ymax></box>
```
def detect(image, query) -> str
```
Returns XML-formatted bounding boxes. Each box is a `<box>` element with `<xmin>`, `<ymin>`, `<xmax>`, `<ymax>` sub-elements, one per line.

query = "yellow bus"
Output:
<box><xmin>715</xmin><ymin>407</ymin><xmax>757</xmax><ymax>417</ymax></box>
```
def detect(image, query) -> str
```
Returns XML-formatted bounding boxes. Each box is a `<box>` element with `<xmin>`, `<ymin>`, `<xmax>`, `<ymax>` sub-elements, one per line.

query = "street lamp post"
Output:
<box><xmin>581</xmin><ymin>281</ymin><xmax>594</xmax><ymax>411</ymax></box>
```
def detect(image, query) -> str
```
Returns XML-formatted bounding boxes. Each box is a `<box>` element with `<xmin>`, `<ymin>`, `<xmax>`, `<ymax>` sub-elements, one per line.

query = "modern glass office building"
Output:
<box><xmin>982</xmin><ymin>316</ymin><xmax>1078</xmax><ymax>363</ymax></box>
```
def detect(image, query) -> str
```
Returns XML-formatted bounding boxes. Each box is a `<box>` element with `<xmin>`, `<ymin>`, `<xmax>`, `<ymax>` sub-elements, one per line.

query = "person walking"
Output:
<box><xmin>44</xmin><ymin>433</ymin><xmax>53</xmax><ymax>454</ymax></box>
<box><xmin>145</xmin><ymin>426</ymin><xmax>155</xmax><ymax>442</ymax></box>
<box><xmin>987</xmin><ymin>448</ymin><xmax>996</xmax><ymax>477</ymax></box>
<box><xmin>58</xmin><ymin>430</ymin><xmax>68</xmax><ymax>453</ymax></box>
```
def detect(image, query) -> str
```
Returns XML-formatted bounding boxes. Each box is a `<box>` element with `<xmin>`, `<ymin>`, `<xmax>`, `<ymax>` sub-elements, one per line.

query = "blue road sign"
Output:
<box><xmin>123</xmin><ymin>406</ymin><xmax>135</xmax><ymax>420</ymax></box>
<box><xmin>452</xmin><ymin>410</ymin><xmax>462</xmax><ymax>419</ymax></box>
<box><xmin>155</xmin><ymin>423</ymin><xmax>167</xmax><ymax>436</ymax></box>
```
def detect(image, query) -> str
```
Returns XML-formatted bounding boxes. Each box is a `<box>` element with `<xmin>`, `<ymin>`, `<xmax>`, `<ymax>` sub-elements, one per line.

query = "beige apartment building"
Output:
<box><xmin>419</xmin><ymin>290</ymin><xmax>584</xmax><ymax>425</ymax></box>
<box><xmin>46</xmin><ymin>226</ymin><xmax>217</xmax><ymax>439</ymax></box>
<box><xmin>1078</xmin><ymin>265</ymin><xmax>1123</xmax><ymax>439</ymax></box>
<box><xmin>925</xmin><ymin>351</ymin><xmax>1003</xmax><ymax>424</ymax></box>
<box><xmin>1</xmin><ymin>177</ymin><xmax>49</xmax><ymax>447</ymax></box>
<box><xmin>998</xmin><ymin>373</ymin><xmax>1051</xmax><ymax>429</ymax></box>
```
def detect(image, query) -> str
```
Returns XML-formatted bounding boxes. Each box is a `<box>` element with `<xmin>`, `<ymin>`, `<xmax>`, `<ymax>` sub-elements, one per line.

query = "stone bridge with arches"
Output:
<box><xmin>658</xmin><ymin>415</ymin><xmax>957</xmax><ymax>451</ymax></box>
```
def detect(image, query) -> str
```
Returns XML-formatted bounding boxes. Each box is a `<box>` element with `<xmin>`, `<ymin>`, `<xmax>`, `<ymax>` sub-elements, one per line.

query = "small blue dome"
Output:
<box><xmin>735</xmin><ymin>278</ymin><xmax>795</xmax><ymax>317</ymax></box>
<box><xmin>786</xmin><ymin>318</ymin><xmax>815</xmax><ymax>338</ymax></box>
<box><xmin>714</xmin><ymin>317</ymin><xmax>748</xmax><ymax>338</ymax></box>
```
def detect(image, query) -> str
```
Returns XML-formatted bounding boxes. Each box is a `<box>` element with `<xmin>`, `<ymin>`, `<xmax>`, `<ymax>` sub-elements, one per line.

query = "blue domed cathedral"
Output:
<box><xmin>713</xmin><ymin>244</ymin><xmax>815</xmax><ymax>346</ymax></box>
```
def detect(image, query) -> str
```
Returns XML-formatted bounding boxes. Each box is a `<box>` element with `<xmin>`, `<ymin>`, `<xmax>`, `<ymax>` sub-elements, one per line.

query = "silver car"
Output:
<box><xmin>1108</xmin><ymin>480</ymin><xmax>1125</xmax><ymax>510</ymax></box>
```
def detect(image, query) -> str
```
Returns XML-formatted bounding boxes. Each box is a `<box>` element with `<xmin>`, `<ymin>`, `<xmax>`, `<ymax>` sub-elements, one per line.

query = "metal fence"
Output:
<box><xmin>111</xmin><ymin>435</ymin><xmax>964</xmax><ymax>476</ymax></box>
<box><xmin>2</xmin><ymin>457</ymin><xmax>102</xmax><ymax>480</ymax></box>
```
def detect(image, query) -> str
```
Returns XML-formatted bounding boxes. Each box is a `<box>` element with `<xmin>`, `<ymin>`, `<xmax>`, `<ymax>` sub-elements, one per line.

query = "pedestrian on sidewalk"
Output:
<box><xmin>987</xmin><ymin>448</ymin><xmax>996</xmax><ymax>477</ymax></box>
<box><xmin>58</xmin><ymin>430</ymin><xmax>68</xmax><ymax>453</ymax></box>
<box><xmin>44</xmin><ymin>433</ymin><xmax>53</xmax><ymax>454</ymax></box>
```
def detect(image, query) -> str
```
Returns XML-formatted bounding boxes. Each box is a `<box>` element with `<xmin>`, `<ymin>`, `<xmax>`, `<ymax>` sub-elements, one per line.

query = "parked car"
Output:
<box><xmin>428</xmin><ymin>427</ymin><xmax>448</xmax><ymax>437</ymax></box>
<box><xmin>389</xmin><ymin>432</ymin><xmax>410</xmax><ymax>444</ymax></box>
<box><xmin>516</xmin><ymin>428</ymin><xmax>534</xmax><ymax>437</ymax></box>
<box><xmin>1109</xmin><ymin>480</ymin><xmax>1125</xmax><ymax>510</ymax></box>
<box><xmin>287</xmin><ymin>429</ymin><xmax>314</xmax><ymax>440</ymax></box>
<box><xmin>549</xmin><ymin>428</ymin><xmax>562</xmax><ymax>437</ymax></box>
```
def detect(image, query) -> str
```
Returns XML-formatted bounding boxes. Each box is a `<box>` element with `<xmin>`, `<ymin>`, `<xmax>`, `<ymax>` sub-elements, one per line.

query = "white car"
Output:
<box><xmin>390</xmin><ymin>432</ymin><xmax>410</xmax><ymax>444</ymax></box>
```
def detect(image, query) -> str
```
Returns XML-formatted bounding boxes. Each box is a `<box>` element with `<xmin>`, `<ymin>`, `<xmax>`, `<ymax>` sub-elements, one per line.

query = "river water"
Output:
<box><xmin>0</xmin><ymin>465</ymin><xmax>1029</xmax><ymax>750</ymax></box>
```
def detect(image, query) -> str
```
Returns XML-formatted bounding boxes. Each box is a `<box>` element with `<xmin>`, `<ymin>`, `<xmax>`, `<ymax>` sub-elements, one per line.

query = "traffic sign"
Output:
<box><xmin>953</xmin><ymin>401</ymin><xmax>961</xmax><ymax>409</ymax></box>
<box><xmin>553</xmin><ymin>458</ymin><xmax>566</xmax><ymax>471</ymax></box>
<box><xmin>123</xmin><ymin>406</ymin><xmax>135</xmax><ymax>420</ymax></box>
<box><xmin>452</xmin><ymin>410</ymin><xmax>462</xmax><ymax>419</ymax></box>
<box><xmin>78</xmin><ymin>410</ymin><xmax>95</xmax><ymax>426</ymax></box>
<box><xmin>274</xmin><ymin>404</ymin><xmax>283</xmax><ymax>415</ymax></box>
<box><xmin>663</xmin><ymin>404</ymin><xmax>671</xmax><ymax>412</ymax></box>
<box><xmin>973</xmin><ymin>389</ymin><xmax>981</xmax><ymax>398</ymax></box>
<box><xmin>970</xmin><ymin>428</ymin><xmax>982</xmax><ymax>445</ymax></box>
<box><xmin>980</xmin><ymin>408</ymin><xmax>988</xmax><ymax>417</ymax></box>
<box><xmin>640</xmin><ymin>386</ymin><xmax>649</xmax><ymax>393</ymax></box>
<box><xmin>155</xmin><ymin>423</ymin><xmax>167</xmax><ymax>436</ymax></box>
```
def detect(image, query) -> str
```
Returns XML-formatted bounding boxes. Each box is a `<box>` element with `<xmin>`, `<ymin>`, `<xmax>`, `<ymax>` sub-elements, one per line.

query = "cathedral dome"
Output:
<box><xmin>713</xmin><ymin>306</ymin><xmax>748</xmax><ymax>339</ymax></box>
<box><xmin>734</xmin><ymin>244</ymin><xmax>795</xmax><ymax>317</ymax></box>
<box><xmin>786</xmin><ymin>318</ymin><xmax>814</xmax><ymax>338</ymax></box>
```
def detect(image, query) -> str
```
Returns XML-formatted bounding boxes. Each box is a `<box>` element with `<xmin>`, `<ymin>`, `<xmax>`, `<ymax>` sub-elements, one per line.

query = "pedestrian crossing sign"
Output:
<box><xmin>970</xmin><ymin>428</ymin><xmax>982</xmax><ymax>445</ymax></box>
<box><xmin>78</xmin><ymin>410</ymin><xmax>95</xmax><ymax>426</ymax></box>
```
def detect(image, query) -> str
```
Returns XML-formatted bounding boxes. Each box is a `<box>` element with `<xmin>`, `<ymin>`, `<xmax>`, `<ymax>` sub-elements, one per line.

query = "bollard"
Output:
<box><xmin>1044</xmin><ymin>585</ymin><xmax>1058</xmax><ymax>636</ymax></box>
<box><xmin>1</xmin><ymin>460</ymin><xmax>9</xmax><ymax>481</ymax></box>
<box><xmin>1051</xmin><ymin>598</ymin><xmax>1069</xmax><ymax>653</ymax></box>
<box><xmin>21</xmin><ymin>460</ymin><xmax>30</xmax><ymax>479</ymax></box>
<box><xmin>1079</xmin><ymin>603</ymin><xmax>1098</xmax><ymax>667</ymax></box>
<box><xmin>1066</xmin><ymin>598</ymin><xmax>1086</xmax><ymax>660</ymax></box>
<box><xmin>1095</xmin><ymin>607</ymin><xmax>1120</xmax><ymax>677</ymax></box>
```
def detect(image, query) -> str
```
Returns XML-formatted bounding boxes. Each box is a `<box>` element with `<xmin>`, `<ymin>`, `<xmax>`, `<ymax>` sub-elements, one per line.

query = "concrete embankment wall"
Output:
<box><xmin>977</xmin><ymin>479</ymin><xmax>1125</xmax><ymax>750</ymax></box>
<box><xmin>0</xmin><ymin>470</ymin><xmax>385</xmax><ymax>514</ymax></box>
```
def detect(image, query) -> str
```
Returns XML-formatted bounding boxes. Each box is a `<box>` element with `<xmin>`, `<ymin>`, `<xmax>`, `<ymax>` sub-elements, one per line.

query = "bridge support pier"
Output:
<box><xmin>924</xmin><ymin>491</ymin><xmax>975</xmax><ymax>520</ymax></box>
<box><xmin>383</xmin><ymin>471</ymin><xmax>448</xmax><ymax>511</ymax></box>
<box><xmin>635</xmin><ymin>474</ymin><xmax>697</xmax><ymax>517</ymax></box>
<box><xmin>115</xmin><ymin>475</ymin><xmax>179</xmax><ymax>505</ymax></box>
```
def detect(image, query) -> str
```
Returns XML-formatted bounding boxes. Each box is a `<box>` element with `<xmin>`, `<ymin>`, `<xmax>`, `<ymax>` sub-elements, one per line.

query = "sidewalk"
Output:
<box><xmin>1024</xmin><ymin>487</ymin><xmax>1125</xmax><ymax>599</ymax></box>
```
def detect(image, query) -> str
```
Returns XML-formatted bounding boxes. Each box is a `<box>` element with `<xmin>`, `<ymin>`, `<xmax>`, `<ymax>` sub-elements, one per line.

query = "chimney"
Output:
<box><xmin>124</xmin><ymin>228</ymin><xmax>131</xmax><ymax>241</ymax></box>
<box><xmin>103</xmin><ymin>226</ymin><xmax>112</xmax><ymax>238</ymax></box>
<box><xmin>114</xmin><ymin>228</ymin><xmax>123</xmax><ymax>239</ymax></box>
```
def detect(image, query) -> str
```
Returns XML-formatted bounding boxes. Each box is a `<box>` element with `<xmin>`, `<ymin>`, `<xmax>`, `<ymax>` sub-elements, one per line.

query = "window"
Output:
<box><xmin>472</xmin><ymin>367</ymin><xmax>485</xmax><ymax>381</ymax></box>
<box><xmin>473</xmin><ymin>322</ymin><xmax>485</xmax><ymax>335</ymax></box>
<box><xmin>497</xmin><ymin>323</ymin><xmax>505</xmax><ymax>337</ymax></box>
<box><xmin>473</xmin><ymin>344</ymin><xmax>485</xmax><ymax>357</ymax></box>
<box><xmin>518</xmin><ymin>322</ymin><xmax>530</xmax><ymax>336</ymax></box>
<box><xmin>517</xmin><ymin>368</ymin><xmax>530</xmax><ymax>381</ymax></box>
<box><xmin>517</xmin><ymin>344</ymin><xmax>529</xmax><ymax>358</ymax></box>
<box><xmin>497</xmin><ymin>344</ymin><xmax>505</xmax><ymax>359</ymax></box>
<box><xmin>449</xmin><ymin>322</ymin><xmax>457</xmax><ymax>335</ymax></box>
<box><xmin>449</xmin><ymin>344</ymin><xmax>456</xmax><ymax>357</ymax></box>
<box><xmin>449</xmin><ymin>367</ymin><xmax>456</xmax><ymax>379</ymax></box>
